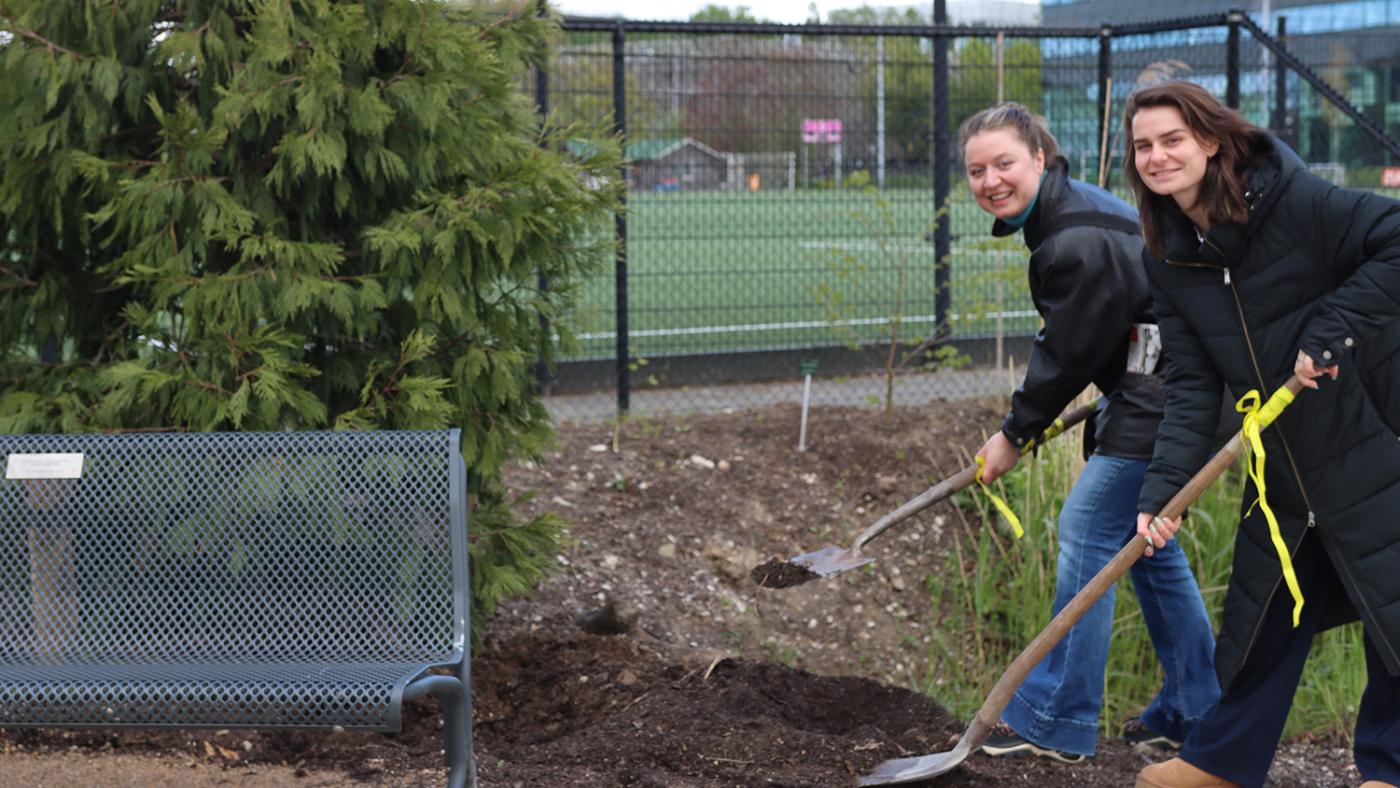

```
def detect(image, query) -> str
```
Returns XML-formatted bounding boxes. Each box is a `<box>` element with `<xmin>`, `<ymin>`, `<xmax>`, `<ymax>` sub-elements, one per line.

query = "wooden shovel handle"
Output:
<box><xmin>972</xmin><ymin>375</ymin><xmax>1307</xmax><ymax>729</ymax></box>
<box><xmin>851</xmin><ymin>399</ymin><xmax>1101</xmax><ymax>552</ymax></box>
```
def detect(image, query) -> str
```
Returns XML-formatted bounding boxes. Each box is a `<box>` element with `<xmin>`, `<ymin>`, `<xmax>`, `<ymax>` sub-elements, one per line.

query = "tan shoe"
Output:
<box><xmin>1135</xmin><ymin>757</ymin><xmax>1241</xmax><ymax>788</ymax></box>
<box><xmin>1359</xmin><ymin>782</ymin><xmax>1398</xmax><ymax>788</ymax></box>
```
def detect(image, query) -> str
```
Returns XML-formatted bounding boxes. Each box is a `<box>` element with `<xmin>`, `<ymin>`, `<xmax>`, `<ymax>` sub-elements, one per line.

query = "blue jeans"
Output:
<box><xmin>1001</xmin><ymin>454</ymin><xmax>1220</xmax><ymax>756</ymax></box>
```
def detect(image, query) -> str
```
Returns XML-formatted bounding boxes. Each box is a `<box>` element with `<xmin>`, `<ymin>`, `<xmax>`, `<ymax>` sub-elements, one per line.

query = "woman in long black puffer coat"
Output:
<box><xmin>1124</xmin><ymin>81</ymin><xmax>1400</xmax><ymax>788</ymax></box>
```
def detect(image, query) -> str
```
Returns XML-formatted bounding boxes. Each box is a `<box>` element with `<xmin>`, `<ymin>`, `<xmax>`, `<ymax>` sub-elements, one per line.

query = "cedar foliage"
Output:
<box><xmin>0</xmin><ymin>0</ymin><xmax>621</xmax><ymax>645</ymax></box>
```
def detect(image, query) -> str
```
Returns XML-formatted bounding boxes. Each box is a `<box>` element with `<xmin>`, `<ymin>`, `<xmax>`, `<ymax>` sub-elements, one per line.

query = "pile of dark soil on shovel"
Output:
<box><xmin>750</xmin><ymin>556</ymin><xmax>821</xmax><ymax>588</ymax></box>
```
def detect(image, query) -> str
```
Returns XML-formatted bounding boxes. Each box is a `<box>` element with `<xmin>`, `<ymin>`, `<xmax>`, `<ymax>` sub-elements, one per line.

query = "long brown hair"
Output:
<box><xmin>958</xmin><ymin>102</ymin><xmax>1060</xmax><ymax>167</ymax></box>
<box><xmin>1122</xmin><ymin>81</ymin><xmax>1273</xmax><ymax>257</ymax></box>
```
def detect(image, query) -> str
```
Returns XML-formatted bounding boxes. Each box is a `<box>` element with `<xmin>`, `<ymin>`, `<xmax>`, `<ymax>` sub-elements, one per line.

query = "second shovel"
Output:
<box><xmin>752</xmin><ymin>398</ymin><xmax>1101</xmax><ymax>589</ymax></box>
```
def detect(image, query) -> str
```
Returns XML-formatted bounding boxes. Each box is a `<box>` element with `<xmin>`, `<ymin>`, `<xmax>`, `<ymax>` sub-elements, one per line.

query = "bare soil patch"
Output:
<box><xmin>0</xmin><ymin>400</ymin><xmax>1360</xmax><ymax>785</ymax></box>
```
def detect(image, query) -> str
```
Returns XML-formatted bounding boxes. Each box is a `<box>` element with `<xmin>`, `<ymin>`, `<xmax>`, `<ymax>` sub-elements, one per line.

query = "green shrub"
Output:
<box><xmin>0</xmin><ymin>0</ymin><xmax>622</xmax><ymax>646</ymax></box>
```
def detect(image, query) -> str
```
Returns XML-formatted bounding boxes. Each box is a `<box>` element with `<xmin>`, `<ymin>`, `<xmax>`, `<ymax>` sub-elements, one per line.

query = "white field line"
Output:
<box><xmin>797</xmin><ymin>240</ymin><xmax>1008</xmax><ymax>254</ymax></box>
<box><xmin>574</xmin><ymin>310</ymin><xmax>1038</xmax><ymax>341</ymax></box>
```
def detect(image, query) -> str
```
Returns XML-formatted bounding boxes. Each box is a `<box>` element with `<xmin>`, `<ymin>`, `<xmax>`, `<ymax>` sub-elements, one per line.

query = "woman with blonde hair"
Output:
<box><xmin>959</xmin><ymin>101</ymin><xmax>1219</xmax><ymax>764</ymax></box>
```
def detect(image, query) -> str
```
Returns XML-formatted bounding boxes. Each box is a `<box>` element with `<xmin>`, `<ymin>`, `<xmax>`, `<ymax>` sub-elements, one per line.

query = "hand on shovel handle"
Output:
<box><xmin>1138</xmin><ymin>512</ymin><xmax>1181</xmax><ymax>557</ymax></box>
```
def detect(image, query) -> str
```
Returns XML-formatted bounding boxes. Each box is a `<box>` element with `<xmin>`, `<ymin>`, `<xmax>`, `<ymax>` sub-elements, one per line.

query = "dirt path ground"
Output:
<box><xmin>0</xmin><ymin>400</ymin><xmax>1363</xmax><ymax>786</ymax></box>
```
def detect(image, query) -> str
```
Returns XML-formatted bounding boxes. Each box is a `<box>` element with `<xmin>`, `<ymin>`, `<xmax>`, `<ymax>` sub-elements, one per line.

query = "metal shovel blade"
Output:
<box><xmin>856</xmin><ymin>721</ymin><xmax>984</xmax><ymax>785</ymax></box>
<box><xmin>792</xmin><ymin>545</ymin><xmax>875</xmax><ymax>577</ymax></box>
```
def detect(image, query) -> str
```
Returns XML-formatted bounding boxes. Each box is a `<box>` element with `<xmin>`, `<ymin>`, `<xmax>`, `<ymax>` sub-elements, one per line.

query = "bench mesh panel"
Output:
<box><xmin>0</xmin><ymin>431</ymin><xmax>461</xmax><ymax>731</ymax></box>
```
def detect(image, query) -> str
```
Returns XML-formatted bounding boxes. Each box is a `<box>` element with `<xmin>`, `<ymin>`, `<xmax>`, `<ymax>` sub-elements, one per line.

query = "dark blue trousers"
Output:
<box><xmin>1183</xmin><ymin>532</ymin><xmax>1400</xmax><ymax>788</ymax></box>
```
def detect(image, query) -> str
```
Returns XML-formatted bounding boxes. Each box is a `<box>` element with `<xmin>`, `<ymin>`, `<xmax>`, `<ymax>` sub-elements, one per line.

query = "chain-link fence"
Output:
<box><xmin>536</xmin><ymin>11</ymin><xmax>1400</xmax><ymax>422</ymax></box>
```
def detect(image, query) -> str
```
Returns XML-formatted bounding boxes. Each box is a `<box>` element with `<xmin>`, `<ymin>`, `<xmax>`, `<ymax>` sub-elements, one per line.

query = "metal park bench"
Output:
<box><xmin>0</xmin><ymin>430</ymin><xmax>475</xmax><ymax>787</ymax></box>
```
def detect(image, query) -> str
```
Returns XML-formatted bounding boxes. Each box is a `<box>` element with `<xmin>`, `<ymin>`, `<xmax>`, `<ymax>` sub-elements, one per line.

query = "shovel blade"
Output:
<box><xmin>856</xmin><ymin>726</ymin><xmax>977</xmax><ymax>786</ymax></box>
<box><xmin>856</xmin><ymin>750</ymin><xmax>967</xmax><ymax>786</ymax></box>
<box><xmin>791</xmin><ymin>545</ymin><xmax>876</xmax><ymax>577</ymax></box>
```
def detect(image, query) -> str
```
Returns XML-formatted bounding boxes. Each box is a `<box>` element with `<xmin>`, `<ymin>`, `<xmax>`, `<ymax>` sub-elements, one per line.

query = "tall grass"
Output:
<box><xmin>919</xmin><ymin>428</ymin><xmax>1367</xmax><ymax>743</ymax></box>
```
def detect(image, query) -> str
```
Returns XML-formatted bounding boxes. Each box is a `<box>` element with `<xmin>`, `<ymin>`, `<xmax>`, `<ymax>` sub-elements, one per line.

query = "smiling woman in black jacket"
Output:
<box><xmin>960</xmin><ymin>102</ymin><xmax>1219</xmax><ymax>766</ymax></box>
<box><xmin>1126</xmin><ymin>81</ymin><xmax>1400</xmax><ymax>788</ymax></box>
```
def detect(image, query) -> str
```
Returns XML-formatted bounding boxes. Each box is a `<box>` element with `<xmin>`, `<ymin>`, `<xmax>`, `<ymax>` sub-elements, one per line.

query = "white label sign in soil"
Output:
<box><xmin>6</xmin><ymin>453</ymin><xmax>85</xmax><ymax>480</ymax></box>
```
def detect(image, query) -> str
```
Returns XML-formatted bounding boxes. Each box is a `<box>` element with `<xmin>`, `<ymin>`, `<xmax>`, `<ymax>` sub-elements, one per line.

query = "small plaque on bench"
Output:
<box><xmin>6</xmin><ymin>453</ymin><xmax>85</xmax><ymax>480</ymax></box>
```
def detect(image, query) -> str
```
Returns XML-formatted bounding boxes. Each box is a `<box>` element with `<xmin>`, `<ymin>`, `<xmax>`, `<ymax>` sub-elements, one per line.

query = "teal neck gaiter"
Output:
<box><xmin>1002</xmin><ymin>171</ymin><xmax>1045</xmax><ymax>229</ymax></box>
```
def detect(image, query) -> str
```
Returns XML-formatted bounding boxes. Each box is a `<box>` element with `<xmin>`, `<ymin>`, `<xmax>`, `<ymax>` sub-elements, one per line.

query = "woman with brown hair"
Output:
<box><xmin>1125</xmin><ymin>80</ymin><xmax>1400</xmax><ymax>788</ymax></box>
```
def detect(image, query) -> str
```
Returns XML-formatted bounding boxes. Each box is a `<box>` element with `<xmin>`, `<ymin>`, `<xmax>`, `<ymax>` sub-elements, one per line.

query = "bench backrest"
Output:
<box><xmin>0</xmin><ymin>430</ymin><xmax>467</xmax><ymax>666</ymax></box>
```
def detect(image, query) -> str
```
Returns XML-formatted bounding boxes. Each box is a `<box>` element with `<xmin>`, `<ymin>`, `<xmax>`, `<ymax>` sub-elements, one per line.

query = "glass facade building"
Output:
<box><xmin>1042</xmin><ymin>0</ymin><xmax>1400</xmax><ymax>174</ymax></box>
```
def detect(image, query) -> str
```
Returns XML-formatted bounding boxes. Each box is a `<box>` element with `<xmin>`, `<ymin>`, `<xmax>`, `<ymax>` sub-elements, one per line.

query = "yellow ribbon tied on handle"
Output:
<box><xmin>1023</xmin><ymin>417</ymin><xmax>1068</xmax><ymax>454</ymax></box>
<box><xmin>975</xmin><ymin>455</ymin><xmax>1024</xmax><ymax>539</ymax></box>
<box><xmin>1236</xmin><ymin>385</ymin><xmax>1304</xmax><ymax>627</ymax></box>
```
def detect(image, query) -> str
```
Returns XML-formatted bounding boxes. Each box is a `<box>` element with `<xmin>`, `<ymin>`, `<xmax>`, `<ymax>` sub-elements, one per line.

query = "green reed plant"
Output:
<box><xmin>920</xmin><ymin>429</ymin><xmax>1365</xmax><ymax>743</ymax></box>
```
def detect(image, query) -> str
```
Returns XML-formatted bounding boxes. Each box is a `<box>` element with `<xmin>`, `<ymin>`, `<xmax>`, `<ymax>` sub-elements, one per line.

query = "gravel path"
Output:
<box><xmin>547</xmin><ymin>367</ymin><xmax>1014</xmax><ymax>423</ymax></box>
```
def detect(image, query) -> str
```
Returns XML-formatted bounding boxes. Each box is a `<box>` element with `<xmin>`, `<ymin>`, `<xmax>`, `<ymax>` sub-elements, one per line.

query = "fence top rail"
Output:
<box><xmin>1109</xmin><ymin>12</ymin><xmax>1234</xmax><ymax>36</ymax></box>
<box><xmin>560</xmin><ymin>12</ymin><xmax>1251</xmax><ymax>38</ymax></box>
<box><xmin>561</xmin><ymin>17</ymin><xmax>1102</xmax><ymax>39</ymax></box>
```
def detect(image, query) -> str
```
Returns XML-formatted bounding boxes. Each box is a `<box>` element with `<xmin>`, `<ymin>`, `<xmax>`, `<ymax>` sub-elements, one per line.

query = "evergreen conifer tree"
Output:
<box><xmin>0</xmin><ymin>0</ymin><xmax>620</xmax><ymax>644</ymax></box>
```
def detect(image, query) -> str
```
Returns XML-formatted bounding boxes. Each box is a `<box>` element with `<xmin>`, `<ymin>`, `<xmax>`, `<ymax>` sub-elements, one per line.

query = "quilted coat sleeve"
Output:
<box><xmin>1297</xmin><ymin>175</ymin><xmax>1400</xmax><ymax>366</ymax></box>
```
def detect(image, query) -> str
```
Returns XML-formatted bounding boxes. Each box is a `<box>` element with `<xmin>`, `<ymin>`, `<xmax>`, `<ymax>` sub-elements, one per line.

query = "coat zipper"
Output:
<box><xmin>1173</xmin><ymin>245</ymin><xmax>1400</xmax><ymax>670</ymax></box>
<box><xmin>1165</xmin><ymin>253</ymin><xmax>1316</xmax><ymax>667</ymax></box>
<box><xmin>1222</xmin><ymin>276</ymin><xmax>1318</xmax><ymax>667</ymax></box>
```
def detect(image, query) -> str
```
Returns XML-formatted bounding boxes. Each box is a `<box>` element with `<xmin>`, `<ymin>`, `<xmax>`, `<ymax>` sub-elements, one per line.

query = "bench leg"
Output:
<box><xmin>441</xmin><ymin>680</ymin><xmax>474</xmax><ymax>788</ymax></box>
<box><xmin>406</xmin><ymin>675</ymin><xmax>475</xmax><ymax>788</ymax></box>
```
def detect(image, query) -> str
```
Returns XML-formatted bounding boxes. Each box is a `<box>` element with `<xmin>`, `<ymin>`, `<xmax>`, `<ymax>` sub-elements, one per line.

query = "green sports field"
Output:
<box><xmin>566</xmin><ymin>188</ymin><xmax>1041</xmax><ymax>361</ymax></box>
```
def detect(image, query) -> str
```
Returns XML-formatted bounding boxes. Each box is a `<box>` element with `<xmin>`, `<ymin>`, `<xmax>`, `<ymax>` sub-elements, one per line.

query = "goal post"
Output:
<box><xmin>725</xmin><ymin>152</ymin><xmax>797</xmax><ymax>192</ymax></box>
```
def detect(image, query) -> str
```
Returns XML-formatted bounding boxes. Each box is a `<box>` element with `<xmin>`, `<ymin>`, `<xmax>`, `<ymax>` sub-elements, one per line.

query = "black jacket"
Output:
<box><xmin>993</xmin><ymin>161</ymin><xmax>1165</xmax><ymax>459</ymax></box>
<box><xmin>1138</xmin><ymin>136</ymin><xmax>1400</xmax><ymax>689</ymax></box>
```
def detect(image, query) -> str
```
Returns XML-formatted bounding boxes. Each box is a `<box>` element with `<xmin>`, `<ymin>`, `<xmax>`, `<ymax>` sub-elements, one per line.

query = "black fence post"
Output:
<box><xmin>1097</xmin><ymin>25</ymin><xmax>1112</xmax><ymax>183</ymax></box>
<box><xmin>612</xmin><ymin>23</ymin><xmax>630</xmax><ymax>414</ymax></box>
<box><xmin>1226</xmin><ymin>10</ymin><xmax>1241</xmax><ymax>109</ymax></box>
<box><xmin>932</xmin><ymin>0</ymin><xmax>951</xmax><ymax>342</ymax></box>
<box><xmin>534</xmin><ymin>3</ymin><xmax>552</xmax><ymax>396</ymax></box>
<box><xmin>1272</xmin><ymin>15</ymin><xmax>1288</xmax><ymax>144</ymax></box>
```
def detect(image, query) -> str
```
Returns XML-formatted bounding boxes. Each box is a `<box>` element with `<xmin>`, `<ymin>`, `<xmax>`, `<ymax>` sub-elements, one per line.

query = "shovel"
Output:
<box><xmin>751</xmin><ymin>398</ymin><xmax>1102</xmax><ymax>589</ymax></box>
<box><xmin>857</xmin><ymin>374</ymin><xmax>1307</xmax><ymax>785</ymax></box>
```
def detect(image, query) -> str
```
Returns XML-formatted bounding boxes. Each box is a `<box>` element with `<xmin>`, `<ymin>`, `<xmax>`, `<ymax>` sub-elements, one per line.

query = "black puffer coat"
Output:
<box><xmin>992</xmin><ymin>160</ymin><xmax>1165</xmax><ymax>459</ymax></box>
<box><xmin>1137</xmin><ymin>136</ymin><xmax>1400</xmax><ymax>689</ymax></box>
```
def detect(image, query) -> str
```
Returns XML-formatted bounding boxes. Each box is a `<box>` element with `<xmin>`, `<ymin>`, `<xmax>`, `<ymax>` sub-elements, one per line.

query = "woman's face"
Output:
<box><xmin>1131</xmin><ymin>105</ymin><xmax>1219</xmax><ymax>209</ymax></box>
<box><xmin>963</xmin><ymin>128</ymin><xmax>1045</xmax><ymax>220</ymax></box>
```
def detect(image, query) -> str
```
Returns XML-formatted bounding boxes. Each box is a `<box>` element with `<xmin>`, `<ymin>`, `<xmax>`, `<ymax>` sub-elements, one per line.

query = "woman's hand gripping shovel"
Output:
<box><xmin>858</xmin><ymin>374</ymin><xmax>1306</xmax><ymax>785</ymax></box>
<box><xmin>750</xmin><ymin>399</ymin><xmax>1102</xmax><ymax>590</ymax></box>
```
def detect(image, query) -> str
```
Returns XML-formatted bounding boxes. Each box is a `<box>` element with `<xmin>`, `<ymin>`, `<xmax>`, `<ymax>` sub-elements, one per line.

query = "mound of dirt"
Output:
<box><xmin>483</xmin><ymin>399</ymin><xmax>1357</xmax><ymax>787</ymax></box>
<box><xmin>476</xmin><ymin>629</ymin><xmax>1165</xmax><ymax>787</ymax></box>
<box><xmin>476</xmin><ymin>630</ymin><xmax>969</xmax><ymax>786</ymax></box>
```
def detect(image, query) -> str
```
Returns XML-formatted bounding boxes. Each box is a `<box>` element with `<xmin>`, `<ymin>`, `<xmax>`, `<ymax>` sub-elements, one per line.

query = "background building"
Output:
<box><xmin>1042</xmin><ymin>0</ymin><xmax>1400</xmax><ymax>176</ymax></box>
